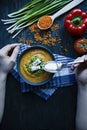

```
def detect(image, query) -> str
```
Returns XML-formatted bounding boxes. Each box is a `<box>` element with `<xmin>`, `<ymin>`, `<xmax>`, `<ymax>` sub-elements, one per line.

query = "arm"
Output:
<box><xmin>0</xmin><ymin>44</ymin><xmax>19</xmax><ymax>123</ymax></box>
<box><xmin>0</xmin><ymin>73</ymin><xmax>7</xmax><ymax>123</ymax></box>
<box><xmin>71</xmin><ymin>55</ymin><xmax>87</xmax><ymax>130</ymax></box>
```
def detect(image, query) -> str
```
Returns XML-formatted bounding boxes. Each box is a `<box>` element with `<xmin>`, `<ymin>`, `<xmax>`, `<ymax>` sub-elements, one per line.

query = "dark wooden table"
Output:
<box><xmin>0</xmin><ymin>0</ymin><xmax>87</xmax><ymax>129</ymax></box>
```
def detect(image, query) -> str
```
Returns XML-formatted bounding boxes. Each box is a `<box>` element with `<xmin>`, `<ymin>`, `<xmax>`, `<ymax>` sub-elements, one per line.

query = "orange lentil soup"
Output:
<box><xmin>19</xmin><ymin>48</ymin><xmax>54</xmax><ymax>83</ymax></box>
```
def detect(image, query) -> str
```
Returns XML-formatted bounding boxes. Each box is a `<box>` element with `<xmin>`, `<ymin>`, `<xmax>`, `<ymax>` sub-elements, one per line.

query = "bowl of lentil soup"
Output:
<box><xmin>17</xmin><ymin>45</ymin><xmax>55</xmax><ymax>86</ymax></box>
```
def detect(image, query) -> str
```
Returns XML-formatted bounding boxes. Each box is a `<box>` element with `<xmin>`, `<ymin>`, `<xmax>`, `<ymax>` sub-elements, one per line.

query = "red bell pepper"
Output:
<box><xmin>64</xmin><ymin>9</ymin><xmax>87</xmax><ymax>36</ymax></box>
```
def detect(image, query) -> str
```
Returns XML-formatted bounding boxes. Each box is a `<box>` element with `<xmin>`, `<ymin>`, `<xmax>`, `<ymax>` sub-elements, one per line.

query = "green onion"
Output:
<box><xmin>26</xmin><ymin>56</ymin><xmax>44</xmax><ymax>76</ymax></box>
<box><xmin>1</xmin><ymin>0</ymin><xmax>72</xmax><ymax>38</ymax></box>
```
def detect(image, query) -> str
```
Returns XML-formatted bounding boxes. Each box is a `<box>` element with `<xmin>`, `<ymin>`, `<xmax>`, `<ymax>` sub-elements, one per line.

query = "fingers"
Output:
<box><xmin>74</xmin><ymin>55</ymin><xmax>85</xmax><ymax>63</ymax></box>
<box><xmin>10</xmin><ymin>45</ymin><xmax>20</xmax><ymax>62</ymax></box>
<box><xmin>71</xmin><ymin>63</ymin><xmax>79</xmax><ymax>71</ymax></box>
<box><xmin>0</xmin><ymin>44</ymin><xmax>20</xmax><ymax>74</ymax></box>
<box><xmin>0</xmin><ymin>44</ymin><xmax>19</xmax><ymax>56</ymax></box>
<box><xmin>0</xmin><ymin>43</ymin><xmax>20</xmax><ymax>63</ymax></box>
<box><xmin>71</xmin><ymin>55</ymin><xmax>87</xmax><ymax>71</ymax></box>
<box><xmin>84</xmin><ymin>55</ymin><xmax>87</xmax><ymax>62</ymax></box>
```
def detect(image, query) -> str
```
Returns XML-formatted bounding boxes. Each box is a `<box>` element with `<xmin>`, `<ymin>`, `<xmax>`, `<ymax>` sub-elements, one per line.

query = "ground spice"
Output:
<box><xmin>38</xmin><ymin>16</ymin><xmax>52</xmax><ymax>29</ymax></box>
<box><xmin>64</xmin><ymin>48</ymin><xmax>68</xmax><ymax>52</ymax></box>
<box><xmin>18</xmin><ymin>22</ymin><xmax>61</xmax><ymax>46</ymax></box>
<box><xmin>51</xmin><ymin>24</ymin><xmax>60</xmax><ymax>31</ymax></box>
<box><xmin>19</xmin><ymin>37</ymin><xmax>33</xmax><ymax>45</ymax></box>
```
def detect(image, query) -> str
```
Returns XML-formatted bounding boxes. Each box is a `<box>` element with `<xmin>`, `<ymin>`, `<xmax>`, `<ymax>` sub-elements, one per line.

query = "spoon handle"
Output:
<box><xmin>52</xmin><ymin>0</ymin><xmax>84</xmax><ymax>20</ymax></box>
<box><xmin>67</xmin><ymin>60</ymin><xmax>84</xmax><ymax>65</ymax></box>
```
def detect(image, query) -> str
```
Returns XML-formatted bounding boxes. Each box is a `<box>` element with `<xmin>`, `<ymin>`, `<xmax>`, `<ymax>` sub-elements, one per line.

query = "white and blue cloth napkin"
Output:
<box><xmin>11</xmin><ymin>43</ymin><xmax>76</xmax><ymax>100</ymax></box>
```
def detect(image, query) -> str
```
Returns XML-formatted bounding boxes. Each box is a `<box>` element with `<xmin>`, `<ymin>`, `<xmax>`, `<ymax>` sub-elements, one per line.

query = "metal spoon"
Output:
<box><xmin>42</xmin><ymin>59</ymin><xmax>84</xmax><ymax>73</ymax></box>
<box><xmin>37</xmin><ymin>0</ymin><xmax>84</xmax><ymax>30</ymax></box>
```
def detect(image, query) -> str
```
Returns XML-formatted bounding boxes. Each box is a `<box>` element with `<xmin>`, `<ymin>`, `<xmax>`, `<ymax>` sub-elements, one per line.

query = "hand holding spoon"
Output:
<box><xmin>42</xmin><ymin>59</ymin><xmax>84</xmax><ymax>73</ymax></box>
<box><xmin>37</xmin><ymin>0</ymin><xmax>84</xmax><ymax>30</ymax></box>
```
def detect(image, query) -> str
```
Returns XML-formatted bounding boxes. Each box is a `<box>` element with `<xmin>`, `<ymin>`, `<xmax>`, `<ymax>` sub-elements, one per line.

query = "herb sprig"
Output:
<box><xmin>25</xmin><ymin>56</ymin><xmax>44</xmax><ymax>76</ymax></box>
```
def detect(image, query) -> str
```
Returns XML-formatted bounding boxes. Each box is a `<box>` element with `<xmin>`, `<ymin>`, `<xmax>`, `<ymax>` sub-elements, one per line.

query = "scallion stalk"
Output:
<box><xmin>1</xmin><ymin>0</ymin><xmax>72</xmax><ymax>38</ymax></box>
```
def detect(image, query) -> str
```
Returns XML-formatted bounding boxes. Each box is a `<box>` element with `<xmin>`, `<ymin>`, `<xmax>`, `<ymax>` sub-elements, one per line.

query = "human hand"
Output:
<box><xmin>0</xmin><ymin>44</ymin><xmax>19</xmax><ymax>75</ymax></box>
<box><xmin>74</xmin><ymin>55</ymin><xmax>87</xmax><ymax>130</ymax></box>
<box><xmin>71</xmin><ymin>55</ymin><xmax>87</xmax><ymax>84</ymax></box>
<box><xmin>71</xmin><ymin>55</ymin><xmax>87</xmax><ymax>71</ymax></box>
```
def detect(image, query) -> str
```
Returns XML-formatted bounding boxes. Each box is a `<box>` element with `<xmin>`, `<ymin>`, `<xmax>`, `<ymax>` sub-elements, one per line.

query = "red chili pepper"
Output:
<box><xmin>64</xmin><ymin>9</ymin><xmax>87</xmax><ymax>36</ymax></box>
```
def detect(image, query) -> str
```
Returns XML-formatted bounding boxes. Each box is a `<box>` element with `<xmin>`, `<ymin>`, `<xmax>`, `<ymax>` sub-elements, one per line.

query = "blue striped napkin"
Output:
<box><xmin>11</xmin><ymin>43</ymin><xmax>76</xmax><ymax>100</ymax></box>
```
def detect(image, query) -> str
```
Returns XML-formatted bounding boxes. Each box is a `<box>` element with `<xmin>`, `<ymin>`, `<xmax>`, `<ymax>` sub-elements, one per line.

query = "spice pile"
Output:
<box><xmin>38</xmin><ymin>16</ymin><xmax>53</xmax><ymax>29</ymax></box>
<box><xmin>18</xmin><ymin>23</ymin><xmax>61</xmax><ymax>46</ymax></box>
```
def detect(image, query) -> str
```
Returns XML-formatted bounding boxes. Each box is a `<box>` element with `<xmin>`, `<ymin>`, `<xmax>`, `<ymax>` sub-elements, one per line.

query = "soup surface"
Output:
<box><xmin>19</xmin><ymin>48</ymin><xmax>54</xmax><ymax>83</ymax></box>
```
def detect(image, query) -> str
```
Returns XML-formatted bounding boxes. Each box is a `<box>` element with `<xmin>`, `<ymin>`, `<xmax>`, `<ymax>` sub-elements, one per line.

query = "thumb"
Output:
<box><xmin>10</xmin><ymin>45</ymin><xmax>20</xmax><ymax>62</ymax></box>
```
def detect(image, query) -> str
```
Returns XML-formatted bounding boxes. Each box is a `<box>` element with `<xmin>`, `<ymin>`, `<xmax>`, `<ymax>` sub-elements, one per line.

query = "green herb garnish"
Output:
<box><xmin>25</xmin><ymin>56</ymin><xmax>44</xmax><ymax>76</ymax></box>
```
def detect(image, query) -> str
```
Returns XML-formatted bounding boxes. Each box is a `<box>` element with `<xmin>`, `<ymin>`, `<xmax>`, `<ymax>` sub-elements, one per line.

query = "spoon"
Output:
<box><xmin>42</xmin><ymin>59</ymin><xmax>84</xmax><ymax>73</ymax></box>
<box><xmin>37</xmin><ymin>0</ymin><xmax>84</xmax><ymax>30</ymax></box>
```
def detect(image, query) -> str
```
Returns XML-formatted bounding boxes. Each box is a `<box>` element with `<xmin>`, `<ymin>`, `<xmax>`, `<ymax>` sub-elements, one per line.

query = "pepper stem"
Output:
<box><xmin>81</xmin><ymin>44</ymin><xmax>87</xmax><ymax>51</ymax></box>
<box><xmin>72</xmin><ymin>16</ymin><xmax>82</xmax><ymax>26</ymax></box>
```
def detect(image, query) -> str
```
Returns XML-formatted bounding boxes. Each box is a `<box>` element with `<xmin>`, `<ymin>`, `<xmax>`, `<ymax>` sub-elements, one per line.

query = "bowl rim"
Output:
<box><xmin>17</xmin><ymin>45</ymin><xmax>55</xmax><ymax>86</ymax></box>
